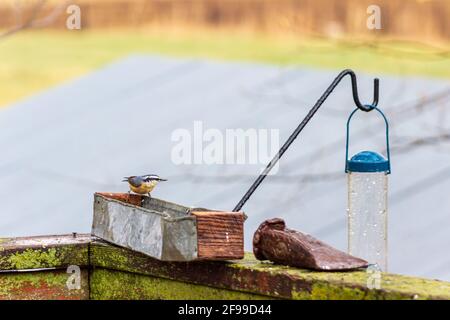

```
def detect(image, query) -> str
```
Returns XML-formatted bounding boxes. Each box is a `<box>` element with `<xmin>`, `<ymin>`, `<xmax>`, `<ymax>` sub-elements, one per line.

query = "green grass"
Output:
<box><xmin>0</xmin><ymin>29</ymin><xmax>449</xmax><ymax>106</ymax></box>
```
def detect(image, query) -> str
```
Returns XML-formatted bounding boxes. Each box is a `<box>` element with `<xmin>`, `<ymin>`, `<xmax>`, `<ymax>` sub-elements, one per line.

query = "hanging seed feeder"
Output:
<box><xmin>346</xmin><ymin>107</ymin><xmax>391</xmax><ymax>271</ymax></box>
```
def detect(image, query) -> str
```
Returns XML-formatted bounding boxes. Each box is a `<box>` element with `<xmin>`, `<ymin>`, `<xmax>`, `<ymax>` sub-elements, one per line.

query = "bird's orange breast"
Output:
<box><xmin>129</xmin><ymin>181</ymin><xmax>156</xmax><ymax>194</ymax></box>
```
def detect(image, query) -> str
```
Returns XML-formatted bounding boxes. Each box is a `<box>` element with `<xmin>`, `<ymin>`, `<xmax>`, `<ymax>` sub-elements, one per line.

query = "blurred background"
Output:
<box><xmin>1</xmin><ymin>0</ymin><xmax>449</xmax><ymax>105</ymax></box>
<box><xmin>0</xmin><ymin>0</ymin><xmax>449</xmax><ymax>281</ymax></box>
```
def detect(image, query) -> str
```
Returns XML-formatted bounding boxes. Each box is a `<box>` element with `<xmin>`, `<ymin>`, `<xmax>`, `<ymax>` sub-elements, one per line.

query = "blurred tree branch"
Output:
<box><xmin>0</xmin><ymin>0</ymin><xmax>69</xmax><ymax>39</ymax></box>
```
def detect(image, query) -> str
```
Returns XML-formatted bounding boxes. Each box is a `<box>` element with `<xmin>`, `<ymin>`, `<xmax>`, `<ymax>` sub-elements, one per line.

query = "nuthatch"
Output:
<box><xmin>122</xmin><ymin>174</ymin><xmax>167</xmax><ymax>196</ymax></box>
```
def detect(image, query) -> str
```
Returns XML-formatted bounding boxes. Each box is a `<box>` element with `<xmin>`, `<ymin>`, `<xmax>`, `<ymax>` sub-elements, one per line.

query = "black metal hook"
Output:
<box><xmin>346</xmin><ymin>69</ymin><xmax>379</xmax><ymax>111</ymax></box>
<box><xmin>233</xmin><ymin>69</ymin><xmax>379</xmax><ymax>212</ymax></box>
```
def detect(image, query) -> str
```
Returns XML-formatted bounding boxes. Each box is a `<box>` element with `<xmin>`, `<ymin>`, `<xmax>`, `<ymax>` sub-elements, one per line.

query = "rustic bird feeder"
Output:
<box><xmin>92</xmin><ymin>193</ymin><xmax>245</xmax><ymax>261</ymax></box>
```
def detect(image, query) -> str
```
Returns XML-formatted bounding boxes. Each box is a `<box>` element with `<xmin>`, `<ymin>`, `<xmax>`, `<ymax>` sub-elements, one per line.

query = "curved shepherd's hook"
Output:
<box><xmin>233</xmin><ymin>69</ymin><xmax>379</xmax><ymax>212</ymax></box>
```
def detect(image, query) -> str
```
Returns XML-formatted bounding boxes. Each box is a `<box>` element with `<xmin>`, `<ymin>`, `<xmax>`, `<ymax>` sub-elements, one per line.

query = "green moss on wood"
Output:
<box><xmin>232</xmin><ymin>256</ymin><xmax>450</xmax><ymax>300</ymax></box>
<box><xmin>2</xmin><ymin>236</ymin><xmax>450</xmax><ymax>300</ymax></box>
<box><xmin>91</xmin><ymin>268</ymin><xmax>271</xmax><ymax>300</ymax></box>
<box><xmin>90</xmin><ymin>243</ymin><xmax>450</xmax><ymax>300</ymax></box>
<box><xmin>7</xmin><ymin>248</ymin><xmax>60</xmax><ymax>269</ymax></box>
<box><xmin>0</xmin><ymin>270</ymin><xmax>89</xmax><ymax>300</ymax></box>
<box><xmin>90</xmin><ymin>244</ymin><xmax>129</xmax><ymax>270</ymax></box>
<box><xmin>291</xmin><ymin>282</ymin><xmax>395</xmax><ymax>300</ymax></box>
<box><xmin>284</xmin><ymin>268</ymin><xmax>450</xmax><ymax>300</ymax></box>
<box><xmin>0</xmin><ymin>246</ymin><xmax>88</xmax><ymax>270</ymax></box>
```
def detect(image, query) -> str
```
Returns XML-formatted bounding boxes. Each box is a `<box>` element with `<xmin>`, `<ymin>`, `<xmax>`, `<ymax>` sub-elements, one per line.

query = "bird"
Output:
<box><xmin>122</xmin><ymin>174</ymin><xmax>167</xmax><ymax>196</ymax></box>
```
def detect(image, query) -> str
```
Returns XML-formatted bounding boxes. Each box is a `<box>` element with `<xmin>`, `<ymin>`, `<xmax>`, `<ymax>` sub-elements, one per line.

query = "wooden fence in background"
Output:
<box><xmin>0</xmin><ymin>0</ymin><xmax>449</xmax><ymax>42</ymax></box>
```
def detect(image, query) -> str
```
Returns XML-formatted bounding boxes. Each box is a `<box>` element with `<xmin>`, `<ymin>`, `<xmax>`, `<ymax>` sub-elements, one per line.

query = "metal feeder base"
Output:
<box><xmin>92</xmin><ymin>193</ymin><xmax>245</xmax><ymax>261</ymax></box>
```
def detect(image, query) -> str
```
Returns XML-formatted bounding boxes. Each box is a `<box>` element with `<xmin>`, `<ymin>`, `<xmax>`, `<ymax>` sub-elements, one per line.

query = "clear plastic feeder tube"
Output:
<box><xmin>348</xmin><ymin>171</ymin><xmax>388</xmax><ymax>271</ymax></box>
<box><xmin>346</xmin><ymin>151</ymin><xmax>389</xmax><ymax>271</ymax></box>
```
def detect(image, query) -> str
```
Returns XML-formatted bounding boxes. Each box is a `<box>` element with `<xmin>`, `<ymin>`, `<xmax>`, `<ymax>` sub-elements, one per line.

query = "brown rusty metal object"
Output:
<box><xmin>253</xmin><ymin>218</ymin><xmax>368</xmax><ymax>271</ymax></box>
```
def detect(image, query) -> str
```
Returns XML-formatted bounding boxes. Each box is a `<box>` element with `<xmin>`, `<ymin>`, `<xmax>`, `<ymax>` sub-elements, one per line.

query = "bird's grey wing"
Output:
<box><xmin>128</xmin><ymin>176</ymin><xmax>143</xmax><ymax>187</ymax></box>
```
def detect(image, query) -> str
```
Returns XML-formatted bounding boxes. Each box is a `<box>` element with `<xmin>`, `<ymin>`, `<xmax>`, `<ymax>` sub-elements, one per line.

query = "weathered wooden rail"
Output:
<box><xmin>1</xmin><ymin>234</ymin><xmax>449</xmax><ymax>300</ymax></box>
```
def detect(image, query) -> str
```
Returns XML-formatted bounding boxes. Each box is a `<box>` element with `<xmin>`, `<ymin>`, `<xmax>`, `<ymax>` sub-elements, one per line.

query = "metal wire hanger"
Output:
<box><xmin>233</xmin><ymin>69</ymin><xmax>379</xmax><ymax>212</ymax></box>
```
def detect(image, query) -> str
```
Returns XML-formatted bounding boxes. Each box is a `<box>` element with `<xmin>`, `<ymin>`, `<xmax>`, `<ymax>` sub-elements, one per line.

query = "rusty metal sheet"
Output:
<box><xmin>92</xmin><ymin>193</ymin><xmax>198</xmax><ymax>261</ymax></box>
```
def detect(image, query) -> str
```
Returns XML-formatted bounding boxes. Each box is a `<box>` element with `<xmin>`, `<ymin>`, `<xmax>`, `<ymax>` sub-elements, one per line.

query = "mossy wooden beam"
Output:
<box><xmin>90</xmin><ymin>240</ymin><xmax>450</xmax><ymax>300</ymax></box>
<box><xmin>90</xmin><ymin>268</ymin><xmax>270</xmax><ymax>300</ymax></box>
<box><xmin>0</xmin><ymin>269</ymin><xmax>89</xmax><ymax>300</ymax></box>
<box><xmin>1</xmin><ymin>234</ymin><xmax>450</xmax><ymax>300</ymax></box>
<box><xmin>0</xmin><ymin>234</ymin><xmax>90</xmax><ymax>270</ymax></box>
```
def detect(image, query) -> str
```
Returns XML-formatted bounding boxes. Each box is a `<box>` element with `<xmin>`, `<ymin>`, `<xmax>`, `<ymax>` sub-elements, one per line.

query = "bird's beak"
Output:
<box><xmin>159</xmin><ymin>178</ymin><xmax>168</xmax><ymax>182</ymax></box>
<box><xmin>122</xmin><ymin>178</ymin><xmax>129</xmax><ymax>182</ymax></box>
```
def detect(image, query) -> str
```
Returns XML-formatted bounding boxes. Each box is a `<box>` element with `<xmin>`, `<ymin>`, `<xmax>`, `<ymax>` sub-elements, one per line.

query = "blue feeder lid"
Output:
<box><xmin>347</xmin><ymin>151</ymin><xmax>389</xmax><ymax>173</ymax></box>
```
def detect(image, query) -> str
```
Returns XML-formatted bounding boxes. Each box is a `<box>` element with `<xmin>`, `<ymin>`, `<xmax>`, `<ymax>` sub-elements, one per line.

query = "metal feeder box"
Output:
<box><xmin>92</xmin><ymin>193</ymin><xmax>245</xmax><ymax>261</ymax></box>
